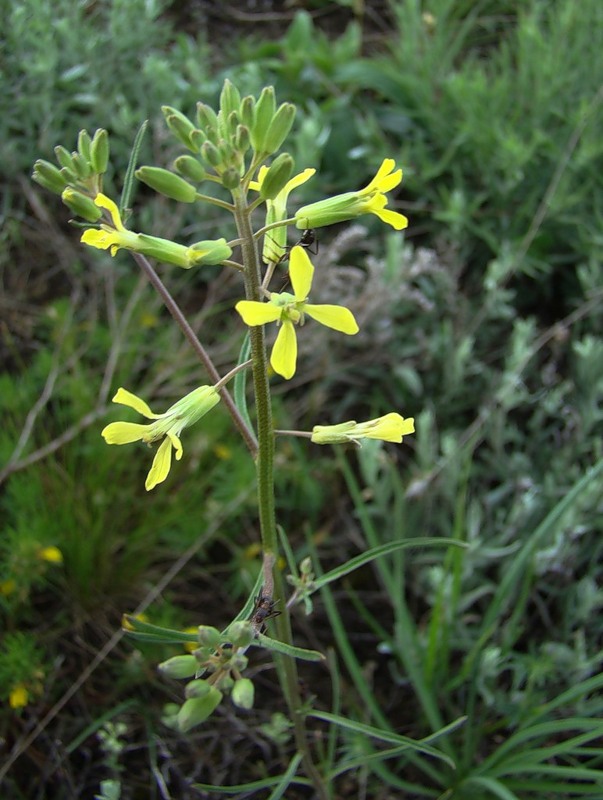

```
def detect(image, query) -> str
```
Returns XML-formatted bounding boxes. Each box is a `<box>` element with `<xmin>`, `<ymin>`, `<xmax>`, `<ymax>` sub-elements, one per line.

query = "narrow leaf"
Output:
<box><xmin>252</xmin><ymin>634</ymin><xmax>325</xmax><ymax>662</ymax></box>
<box><xmin>120</xmin><ymin>120</ymin><xmax>148</xmax><ymax>217</ymax></box>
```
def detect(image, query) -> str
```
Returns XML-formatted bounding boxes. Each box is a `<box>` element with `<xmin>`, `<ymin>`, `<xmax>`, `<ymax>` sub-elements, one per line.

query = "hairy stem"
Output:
<box><xmin>233</xmin><ymin>193</ymin><xmax>329</xmax><ymax>800</ymax></box>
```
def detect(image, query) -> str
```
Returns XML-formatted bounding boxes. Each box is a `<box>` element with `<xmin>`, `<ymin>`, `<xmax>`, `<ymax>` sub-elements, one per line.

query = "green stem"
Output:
<box><xmin>233</xmin><ymin>193</ymin><xmax>329</xmax><ymax>800</ymax></box>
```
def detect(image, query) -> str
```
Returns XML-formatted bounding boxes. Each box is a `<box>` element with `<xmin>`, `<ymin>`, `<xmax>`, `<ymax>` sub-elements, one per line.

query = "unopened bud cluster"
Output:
<box><xmin>158</xmin><ymin>622</ymin><xmax>256</xmax><ymax>731</ymax></box>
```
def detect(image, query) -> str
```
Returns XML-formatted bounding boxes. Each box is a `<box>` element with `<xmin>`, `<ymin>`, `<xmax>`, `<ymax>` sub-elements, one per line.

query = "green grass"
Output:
<box><xmin>1</xmin><ymin>0</ymin><xmax>603</xmax><ymax>797</ymax></box>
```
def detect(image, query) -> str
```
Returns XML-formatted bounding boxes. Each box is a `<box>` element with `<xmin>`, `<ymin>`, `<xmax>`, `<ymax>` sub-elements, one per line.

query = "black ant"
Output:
<box><xmin>250</xmin><ymin>591</ymin><xmax>281</xmax><ymax>634</ymax></box>
<box><xmin>275</xmin><ymin>228</ymin><xmax>318</xmax><ymax>265</ymax></box>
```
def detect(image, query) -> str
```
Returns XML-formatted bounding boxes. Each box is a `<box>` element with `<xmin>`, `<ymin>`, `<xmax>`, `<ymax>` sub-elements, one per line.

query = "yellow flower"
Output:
<box><xmin>311</xmin><ymin>413</ymin><xmax>415</xmax><ymax>445</ymax></box>
<box><xmin>9</xmin><ymin>683</ymin><xmax>29</xmax><ymax>709</ymax></box>
<box><xmin>80</xmin><ymin>194</ymin><xmax>231</xmax><ymax>268</ymax></box>
<box><xmin>235</xmin><ymin>246</ymin><xmax>358</xmax><ymax>379</ymax></box>
<box><xmin>102</xmin><ymin>385</ymin><xmax>220</xmax><ymax>491</ymax></box>
<box><xmin>295</xmin><ymin>158</ymin><xmax>408</xmax><ymax>231</ymax></box>
<box><xmin>251</xmin><ymin>166</ymin><xmax>315</xmax><ymax>264</ymax></box>
<box><xmin>37</xmin><ymin>546</ymin><xmax>63</xmax><ymax>564</ymax></box>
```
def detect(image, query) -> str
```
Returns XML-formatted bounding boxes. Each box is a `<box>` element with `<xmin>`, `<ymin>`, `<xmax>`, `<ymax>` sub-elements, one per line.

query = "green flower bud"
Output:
<box><xmin>196</xmin><ymin>102</ymin><xmax>219</xmax><ymax>138</ymax></box>
<box><xmin>226</xmin><ymin>621</ymin><xmax>254</xmax><ymax>648</ymax></box>
<box><xmin>60</xmin><ymin>166</ymin><xmax>78</xmax><ymax>184</ymax></box>
<box><xmin>184</xmin><ymin>679</ymin><xmax>212</xmax><ymax>699</ymax></box>
<box><xmin>158</xmin><ymin>654</ymin><xmax>199</xmax><ymax>679</ymax></box>
<box><xmin>77</xmin><ymin>129</ymin><xmax>92</xmax><ymax>162</ymax></box>
<box><xmin>135</xmin><ymin>166</ymin><xmax>197</xmax><ymax>203</ymax></box>
<box><xmin>177</xmin><ymin>688</ymin><xmax>222</xmax><ymax>732</ymax></box>
<box><xmin>162</xmin><ymin>106</ymin><xmax>197</xmax><ymax>150</ymax></box>
<box><xmin>197</xmin><ymin>625</ymin><xmax>222</xmax><ymax>648</ymax></box>
<box><xmin>251</xmin><ymin>86</ymin><xmax>276</xmax><ymax>151</ymax></box>
<box><xmin>54</xmin><ymin>145</ymin><xmax>75</xmax><ymax>172</ymax></box>
<box><xmin>61</xmin><ymin>188</ymin><xmax>102</xmax><ymax>222</ymax></box>
<box><xmin>239</xmin><ymin>95</ymin><xmax>255</xmax><ymax>129</ymax></box>
<box><xmin>173</xmin><ymin>155</ymin><xmax>206</xmax><ymax>182</ymax></box>
<box><xmin>32</xmin><ymin>160</ymin><xmax>68</xmax><ymax>194</ymax></box>
<box><xmin>235</xmin><ymin>124</ymin><xmax>250</xmax><ymax>154</ymax></box>
<box><xmin>220</xmin><ymin>79</ymin><xmax>241</xmax><ymax>120</ymax></box>
<box><xmin>232</xmin><ymin>678</ymin><xmax>254</xmax><ymax>710</ymax></box>
<box><xmin>90</xmin><ymin>129</ymin><xmax>110</xmax><ymax>174</ymax></box>
<box><xmin>188</xmin><ymin>238</ymin><xmax>232</xmax><ymax>266</ymax></box>
<box><xmin>190</xmin><ymin>129</ymin><xmax>207</xmax><ymax>152</ymax></box>
<box><xmin>259</xmin><ymin>153</ymin><xmax>294</xmax><ymax>201</ymax></box>
<box><xmin>263</xmin><ymin>103</ymin><xmax>296</xmax><ymax>155</ymax></box>
<box><xmin>200</xmin><ymin>141</ymin><xmax>222</xmax><ymax>169</ymax></box>
<box><xmin>230</xmin><ymin>652</ymin><xmax>248</xmax><ymax>672</ymax></box>
<box><xmin>221</xmin><ymin>167</ymin><xmax>240</xmax><ymax>191</ymax></box>
<box><xmin>71</xmin><ymin>152</ymin><xmax>90</xmax><ymax>180</ymax></box>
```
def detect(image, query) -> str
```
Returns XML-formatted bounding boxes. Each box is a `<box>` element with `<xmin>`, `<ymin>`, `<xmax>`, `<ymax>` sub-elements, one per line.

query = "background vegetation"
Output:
<box><xmin>1</xmin><ymin>0</ymin><xmax>602</xmax><ymax>798</ymax></box>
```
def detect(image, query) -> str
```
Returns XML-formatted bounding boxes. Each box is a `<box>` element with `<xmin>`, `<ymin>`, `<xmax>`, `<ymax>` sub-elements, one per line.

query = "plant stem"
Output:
<box><xmin>233</xmin><ymin>194</ymin><xmax>329</xmax><ymax>800</ymax></box>
<box><xmin>131</xmin><ymin>252</ymin><xmax>258</xmax><ymax>457</ymax></box>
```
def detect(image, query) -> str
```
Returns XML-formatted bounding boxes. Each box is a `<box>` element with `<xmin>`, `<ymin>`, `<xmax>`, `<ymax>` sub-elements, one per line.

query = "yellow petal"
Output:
<box><xmin>94</xmin><ymin>193</ymin><xmax>125</xmax><ymax>230</ymax></box>
<box><xmin>271</xmin><ymin>320</ymin><xmax>297</xmax><ymax>379</ymax></box>
<box><xmin>145</xmin><ymin>437</ymin><xmax>173</xmax><ymax>491</ymax></box>
<box><xmin>235</xmin><ymin>300</ymin><xmax>282</xmax><ymax>326</ymax></box>
<box><xmin>167</xmin><ymin>431</ymin><xmax>183</xmax><ymax>461</ymax></box>
<box><xmin>366</xmin><ymin>413</ymin><xmax>415</xmax><ymax>442</ymax></box>
<box><xmin>303</xmin><ymin>304</ymin><xmax>359</xmax><ymax>334</ymax></box>
<box><xmin>249</xmin><ymin>165</ymin><xmax>268</xmax><ymax>192</ymax></box>
<box><xmin>38</xmin><ymin>546</ymin><xmax>63</xmax><ymax>564</ymax></box>
<box><xmin>289</xmin><ymin>246</ymin><xmax>314</xmax><ymax>300</ymax></box>
<box><xmin>81</xmin><ymin>228</ymin><xmax>119</xmax><ymax>253</ymax></box>
<box><xmin>372</xmin><ymin>206</ymin><xmax>408</xmax><ymax>231</ymax></box>
<box><xmin>283</xmin><ymin>167</ymin><xmax>316</xmax><ymax>193</ymax></box>
<box><xmin>363</xmin><ymin>158</ymin><xmax>396</xmax><ymax>193</ymax></box>
<box><xmin>112</xmin><ymin>388</ymin><xmax>158</xmax><ymax>418</ymax></box>
<box><xmin>102</xmin><ymin>421</ymin><xmax>148</xmax><ymax>444</ymax></box>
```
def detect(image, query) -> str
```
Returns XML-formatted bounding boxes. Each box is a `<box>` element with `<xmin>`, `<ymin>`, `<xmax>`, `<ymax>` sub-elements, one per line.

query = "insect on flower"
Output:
<box><xmin>250</xmin><ymin>592</ymin><xmax>281</xmax><ymax>634</ymax></box>
<box><xmin>276</xmin><ymin>228</ymin><xmax>317</xmax><ymax>265</ymax></box>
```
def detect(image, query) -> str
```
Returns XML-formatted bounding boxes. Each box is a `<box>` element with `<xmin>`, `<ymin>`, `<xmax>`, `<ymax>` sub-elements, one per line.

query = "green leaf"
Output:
<box><xmin>234</xmin><ymin>332</ymin><xmax>254</xmax><ymax>435</ymax></box>
<box><xmin>310</xmin><ymin>710</ymin><xmax>460</xmax><ymax>769</ymax></box>
<box><xmin>120</xmin><ymin>120</ymin><xmax>148</xmax><ymax>218</ymax></box>
<box><xmin>314</xmin><ymin>538</ymin><xmax>466</xmax><ymax>589</ymax></box>
<box><xmin>252</xmin><ymin>634</ymin><xmax>325</xmax><ymax>662</ymax></box>
<box><xmin>122</xmin><ymin>615</ymin><xmax>197</xmax><ymax>644</ymax></box>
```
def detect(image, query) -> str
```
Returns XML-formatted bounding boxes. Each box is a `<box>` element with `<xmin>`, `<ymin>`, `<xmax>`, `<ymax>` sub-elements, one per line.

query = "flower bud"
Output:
<box><xmin>71</xmin><ymin>153</ymin><xmax>90</xmax><ymax>180</ymax></box>
<box><xmin>54</xmin><ymin>145</ymin><xmax>75</xmax><ymax>172</ymax></box>
<box><xmin>188</xmin><ymin>238</ymin><xmax>232</xmax><ymax>266</ymax></box>
<box><xmin>220</xmin><ymin>79</ymin><xmax>241</xmax><ymax>120</ymax></box>
<box><xmin>196</xmin><ymin>625</ymin><xmax>222</xmax><ymax>648</ymax></box>
<box><xmin>90</xmin><ymin>129</ymin><xmax>110</xmax><ymax>174</ymax></box>
<box><xmin>251</xmin><ymin>86</ymin><xmax>276</xmax><ymax>151</ymax></box>
<box><xmin>162</xmin><ymin>106</ymin><xmax>197</xmax><ymax>150</ymax></box>
<box><xmin>158</xmin><ymin>654</ymin><xmax>199</xmax><ymax>679</ymax></box>
<box><xmin>259</xmin><ymin>153</ymin><xmax>294</xmax><ymax>201</ymax></box>
<box><xmin>196</xmin><ymin>102</ymin><xmax>219</xmax><ymax>138</ymax></box>
<box><xmin>221</xmin><ymin>167</ymin><xmax>241</xmax><ymax>191</ymax></box>
<box><xmin>200</xmin><ymin>141</ymin><xmax>222</xmax><ymax>169</ymax></box>
<box><xmin>177</xmin><ymin>688</ymin><xmax>222</xmax><ymax>731</ymax></box>
<box><xmin>235</xmin><ymin>124</ymin><xmax>250</xmax><ymax>154</ymax></box>
<box><xmin>263</xmin><ymin>103</ymin><xmax>296</xmax><ymax>155</ymax></box>
<box><xmin>32</xmin><ymin>160</ymin><xmax>68</xmax><ymax>194</ymax></box>
<box><xmin>173</xmin><ymin>155</ymin><xmax>206</xmax><ymax>182</ymax></box>
<box><xmin>232</xmin><ymin>678</ymin><xmax>254</xmax><ymax>710</ymax></box>
<box><xmin>190</xmin><ymin>129</ymin><xmax>207</xmax><ymax>152</ymax></box>
<box><xmin>61</xmin><ymin>188</ymin><xmax>103</xmax><ymax>222</ymax></box>
<box><xmin>184</xmin><ymin>679</ymin><xmax>212</xmax><ymax>699</ymax></box>
<box><xmin>226</xmin><ymin>621</ymin><xmax>254</xmax><ymax>648</ymax></box>
<box><xmin>77</xmin><ymin>129</ymin><xmax>92</xmax><ymax>161</ymax></box>
<box><xmin>239</xmin><ymin>95</ymin><xmax>255</xmax><ymax>129</ymax></box>
<box><xmin>135</xmin><ymin>166</ymin><xmax>197</xmax><ymax>203</ymax></box>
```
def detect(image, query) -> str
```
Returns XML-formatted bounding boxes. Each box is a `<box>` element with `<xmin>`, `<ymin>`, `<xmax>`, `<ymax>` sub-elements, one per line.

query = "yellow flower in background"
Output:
<box><xmin>80</xmin><ymin>194</ymin><xmax>232</xmax><ymax>268</ymax></box>
<box><xmin>295</xmin><ymin>158</ymin><xmax>408</xmax><ymax>231</ymax></box>
<box><xmin>250</xmin><ymin>165</ymin><xmax>315</xmax><ymax>264</ymax></box>
<box><xmin>9</xmin><ymin>683</ymin><xmax>29</xmax><ymax>709</ymax></box>
<box><xmin>102</xmin><ymin>385</ymin><xmax>220</xmax><ymax>491</ymax></box>
<box><xmin>37</xmin><ymin>546</ymin><xmax>63</xmax><ymax>564</ymax></box>
<box><xmin>311</xmin><ymin>413</ymin><xmax>415</xmax><ymax>445</ymax></box>
<box><xmin>235</xmin><ymin>246</ymin><xmax>358</xmax><ymax>379</ymax></box>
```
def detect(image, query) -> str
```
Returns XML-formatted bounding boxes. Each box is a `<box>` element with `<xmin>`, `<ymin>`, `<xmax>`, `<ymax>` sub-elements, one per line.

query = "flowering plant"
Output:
<box><xmin>33</xmin><ymin>80</ymin><xmax>415</xmax><ymax>797</ymax></box>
